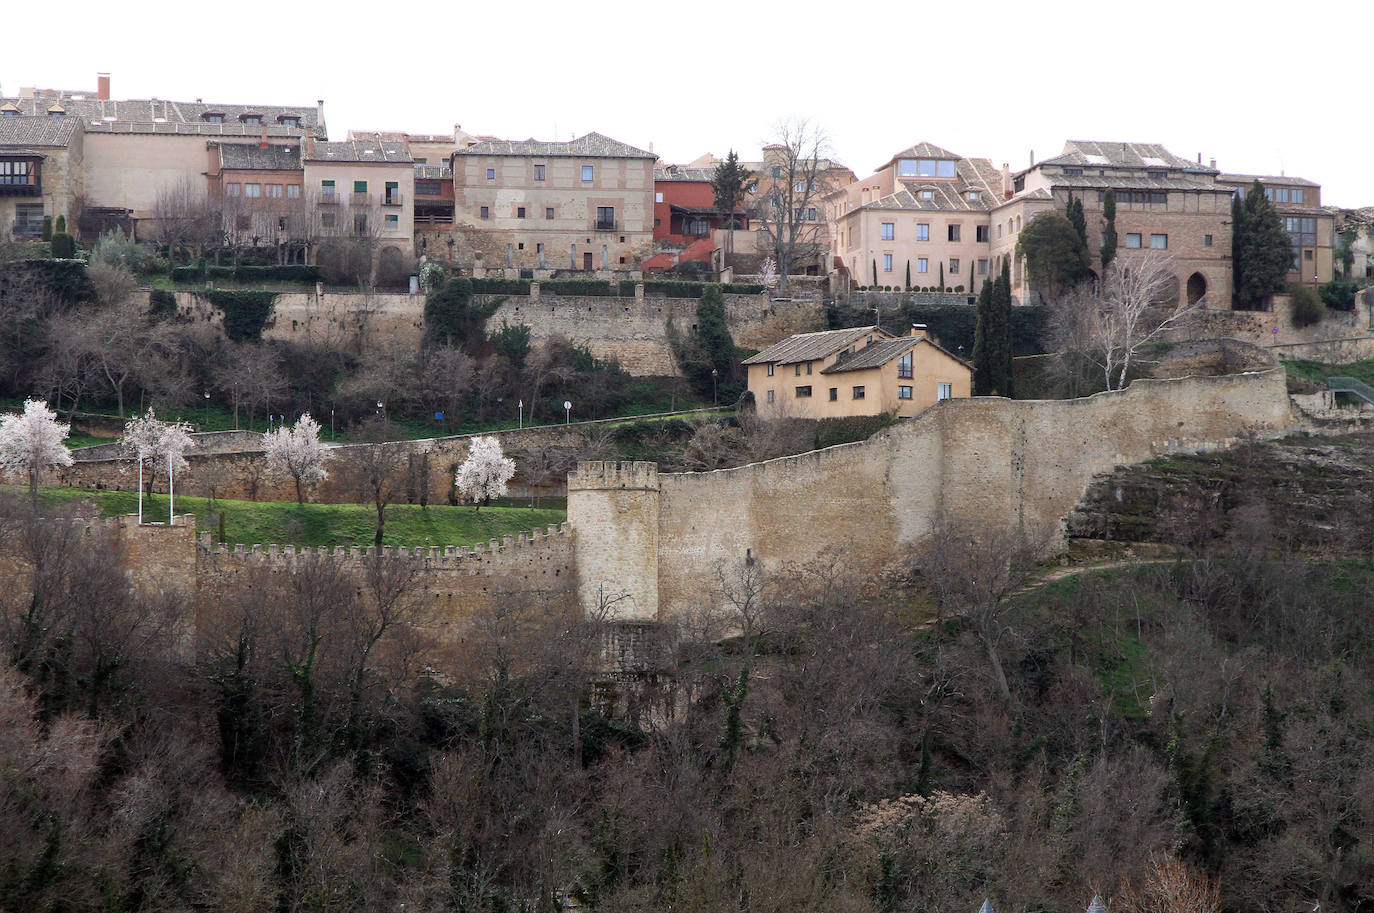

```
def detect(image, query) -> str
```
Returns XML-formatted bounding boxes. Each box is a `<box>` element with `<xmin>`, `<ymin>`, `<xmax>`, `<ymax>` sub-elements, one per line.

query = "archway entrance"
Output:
<box><xmin>1187</xmin><ymin>272</ymin><xmax>1207</xmax><ymax>305</ymax></box>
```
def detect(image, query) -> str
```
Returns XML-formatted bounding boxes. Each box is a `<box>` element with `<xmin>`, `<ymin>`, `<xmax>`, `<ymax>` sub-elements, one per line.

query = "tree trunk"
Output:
<box><xmin>373</xmin><ymin>494</ymin><xmax>385</xmax><ymax>548</ymax></box>
<box><xmin>294</xmin><ymin>475</ymin><xmax>304</xmax><ymax>506</ymax></box>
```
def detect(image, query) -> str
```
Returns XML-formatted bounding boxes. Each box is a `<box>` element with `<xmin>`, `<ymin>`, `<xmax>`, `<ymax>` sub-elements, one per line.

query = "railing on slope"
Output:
<box><xmin>1327</xmin><ymin>376</ymin><xmax>1374</xmax><ymax>405</ymax></box>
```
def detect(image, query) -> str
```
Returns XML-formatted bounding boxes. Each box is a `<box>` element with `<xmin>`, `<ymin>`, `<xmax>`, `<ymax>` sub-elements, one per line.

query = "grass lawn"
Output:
<box><xmin>34</xmin><ymin>487</ymin><xmax>566</xmax><ymax>549</ymax></box>
<box><xmin>1283</xmin><ymin>358</ymin><xmax>1374</xmax><ymax>386</ymax></box>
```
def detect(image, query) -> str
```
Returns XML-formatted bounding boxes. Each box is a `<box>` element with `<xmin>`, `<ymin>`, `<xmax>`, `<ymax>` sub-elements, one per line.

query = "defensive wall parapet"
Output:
<box><xmin>567</xmin><ymin>461</ymin><xmax>660</xmax><ymax>622</ymax></box>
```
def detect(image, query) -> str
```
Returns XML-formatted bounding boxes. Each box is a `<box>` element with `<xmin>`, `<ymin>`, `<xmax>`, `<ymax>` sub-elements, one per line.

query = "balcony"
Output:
<box><xmin>0</xmin><ymin>179</ymin><xmax>40</xmax><ymax>197</ymax></box>
<box><xmin>383</xmin><ymin>192</ymin><xmax>404</xmax><ymax>206</ymax></box>
<box><xmin>319</xmin><ymin>193</ymin><xmax>340</xmax><ymax>205</ymax></box>
<box><xmin>351</xmin><ymin>191</ymin><xmax>371</xmax><ymax>205</ymax></box>
<box><xmin>592</xmin><ymin>218</ymin><xmax>618</xmax><ymax>232</ymax></box>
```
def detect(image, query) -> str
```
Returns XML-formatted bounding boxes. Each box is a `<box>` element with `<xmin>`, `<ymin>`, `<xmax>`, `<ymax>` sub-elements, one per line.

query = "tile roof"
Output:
<box><xmin>1039</xmin><ymin>140</ymin><xmax>1203</xmax><ymax>171</ymax></box>
<box><xmin>655</xmin><ymin>166</ymin><xmax>716</xmax><ymax>182</ymax></box>
<box><xmin>821</xmin><ymin>335</ymin><xmax>971</xmax><ymax>374</ymax></box>
<box><xmin>743</xmin><ymin>326</ymin><xmax>883</xmax><ymax>365</ymax></box>
<box><xmin>1216</xmin><ymin>172</ymin><xmax>1319</xmax><ymax>188</ymax></box>
<box><xmin>456</xmin><ymin>131</ymin><xmax>654</xmax><ymax>159</ymax></box>
<box><xmin>847</xmin><ymin>158</ymin><xmax>1004</xmax><ymax>214</ymax></box>
<box><xmin>882</xmin><ymin>141</ymin><xmax>962</xmax><ymax>165</ymax></box>
<box><xmin>414</xmin><ymin>164</ymin><xmax>453</xmax><ymax>180</ymax></box>
<box><xmin>0</xmin><ymin>115</ymin><xmax>81</xmax><ymax>147</ymax></box>
<box><xmin>305</xmin><ymin>141</ymin><xmax>413</xmax><ymax>164</ymax></box>
<box><xmin>218</xmin><ymin>142</ymin><xmax>302</xmax><ymax>171</ymax></box>
<box><xmin>0</xmin><ymin>95</ymin><xmax>325</xmax><ymax>137</ymax></box>
<box><xmin>1042</xmin><ymin>173</ymin><xmax>1222</xmax><ymax>192</ymax></box>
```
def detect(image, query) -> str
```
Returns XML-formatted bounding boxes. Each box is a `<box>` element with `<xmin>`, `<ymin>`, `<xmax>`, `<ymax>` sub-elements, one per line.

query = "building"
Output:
<box><xmin>1215</xmin><ymin>172</ymin><xmax>1333</xmax><ymax>285</ymax></box>
<box><xmin>303</xmin><ymin>139</ymin><xmax>415</xmax><ymax>278</ymax></box>
<box><xmin>0</xmin><ymin>73</ymin><xmax>325</xmax><ymax>239</ymax></box>
<box><xmin>828</xmin><ymin>142</ymin><xmax>1006</xmax><ymax>293</ymax></box>
<box><xmin>743</xmin><ymin>324</ymin><xmax>971</xmax><ymax>419</ymax></box>
<box><xmin>0</xmin><ymin>115</ymin><xmax>84</xmax><ymax>239</ymax></box>
<box><xmin>741</xmin><ymin>146</ymin><xmax>856</xmax><ymax>274</ymax></box>
<box><xmin>449</xmin><ymin>132</ymin><xmax>656</xmax><ymax>272</ymax></box>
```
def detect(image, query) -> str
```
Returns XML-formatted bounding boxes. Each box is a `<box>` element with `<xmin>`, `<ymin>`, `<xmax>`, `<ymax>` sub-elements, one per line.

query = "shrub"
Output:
<box><xmin>1289</xmin><ymin>284</ymin><xmax>1324</xmax><ymax>328</ymax></box>
<box><xmin>149</xmin><ymin>288</ymin><xmax>178</xmax><ymax>320</ymax></box>
<box><xmin>54</xmin><ymin>215</ymin><xmax>66</xmax><ymax>234</ymax></box>
<box><xmin>90</xmin><ymin>229</ymin><xmax>166</xmax><ymax>275</ymax></box>
<box><xmin>642</xmin><ymin>280</ymin><xmax>708</xmax><ymax>299</ymax></box>
<box><xmin>41</xmin><ymin>216</ymin><xmax>53</xmax><ymax>241</ymax></box>
<box><xmin>470</xmin><ymin>277</ymin><xmax>532</xmax><ymax>295</ymax></box>
<box><xmin>50</xmin><ymin>233</ymin><xmax>76</xmax><ymax>259</ymax></box>
<box><xmin>541</xmin><ymin>278</ymin><xmax>617</xmax><ymax>296</ymax></box>
<box><xmin>206</xmin><ymin>289</ymin><xmax>278</xmax><ymax>341</ymax></box>
<box><xmin>1319</xmin><ymin>278</ymin><xmax>1359</xmax><ymax>311</ymax></box>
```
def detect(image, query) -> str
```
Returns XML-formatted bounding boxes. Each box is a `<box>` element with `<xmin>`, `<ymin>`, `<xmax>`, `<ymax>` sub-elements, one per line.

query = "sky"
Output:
<box><xmin>11</xmin><ymin>0</ymin><xmax>1373</xmax><ymax>206</ymax></box>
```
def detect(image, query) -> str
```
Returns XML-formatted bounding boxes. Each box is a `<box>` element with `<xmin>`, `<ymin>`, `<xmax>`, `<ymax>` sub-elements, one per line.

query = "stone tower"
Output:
<box><xmin>566</xmin><ymin>460</ymin><xmax>661</xmax><ymax>620</ymax></box>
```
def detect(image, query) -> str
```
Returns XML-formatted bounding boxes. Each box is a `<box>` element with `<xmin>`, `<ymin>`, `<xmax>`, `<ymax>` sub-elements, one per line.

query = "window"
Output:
<box><xmin>883</xmin><ymin>254</ymin><xmax>893</xmax><ymax>272</ymax></box>
<box><xmin>286</xmin><ymin>184</ymin><xmax>301</xmax><ymax>199</ymax></box>
<box><xmin>967</xmin><ymin>191</ymin><xmax>981</xmax><ymax>201</ymax></box>
<box><xmin>795</xmin><ymin>385</ymin><xmax>812</xmax><ymax>398</ymax></box>
<box><xmin>976</xmin><ymin>224</ymin><xmax>989</xmax><ymax>242</ymax></box>
<box><xmin>1150</xmin><ymin>233</ymin><xmax>1168</xmax><ymax>249</ymax></box>
<box><xmin>898</xmin><ymin>385</ymin><xmax>912</xmax><ymax>400</ymax></box>
<box><xmin>202</xmin><ymin>112</ymin><xmax>224</xmax><ymax>123</ymax></box>
<box><xmin>265</xmin><ymin>184</ymin><xmax>283</xmax><ymax>198</ymax></box>
<box><xmin>1304</xmin><ymin>249</ymin><xmax>1314</xmax><ymax>261</ymax></box>
<box><xmin>241</xmin><ymin>114</ymin><xmax>261</xmax><ymax>125</ymax></box>
<box><xmin>416</xmin><ymin>180</ymin><xmax>440</xmax><ymax>195</ymax></box>
<box><xmin>480</xmin><ymin>206</ymin><xmax>490</xmax><ymax>219</ymax></box>
<box><xmin>244</xmin><ymin>183</ymin><xmax>261</xmax><ymax>198</ymax></box>
<box><xmin>534</xmin><ymin>164</ymin><xmax>545</xmax><ymax>181</ymax></box>
<box><xmin>806</xmin><ymin>362</ymin><xmax>813</xmax><ymax>374</ymax></box>
<box><xmin>582</xmin><ymin>165</ymin><xmax>594</xmax><ymax>182</ymax></box>
<box><xmin>486</xmin><ymin>168</ymin><xmax>495</xmax><ymax>180</ymax></box>
<box><xmin>1204</xmin><ymin>234</ymin><xmax>1212</xmax><ymax>247</ymax></box>
<box><xmin>385</xmin><ymin>213</ymin><xmax>398</xmax><ymax>229</ymax></box>
<box><xmin>321</xmin><ymin>179</ymin><xmax>335</xmax><ymax>197</ymax></box>
<box><xmin>898</xmin><ymin>352</ymin><xmax>913</xmax><ymax>379</ymax></box>
<box><xmin>353</xmin><ymin>180</ymin><xmax>367</xmax><ymax>194</ymax></box>
<box><xmin>655</xmin><ymin>192</ymin><xmax>663</xmax><ymax>203</ymax></box>
<box><xmin>596</xmin><ymin>206</ymin><xmax>615</xmax><ymax>229</ymax></box>
<box><xmin>949</xmin><ymin>258</ymin><xmax>960</xmax><ymax>274</ymax></box>
<box><xmin>806</xmin><ymin>207</ymin><xmax>817</xmax><ymax>221</ymax></box>
<box><xmin>546</xmin><ymin>207</ymin><xmax>555</xmax><ymax>220</ymax></box>
<box><xmin>978</xmin><ymin>259</ymin><xmax>988</xmax><ymax>275</ymax></box>
<box><xmin>321</xmin><ymin>212</ymin><xmax>335</xmax><ymax>228</ymax></box>
<box><xmin>767</xmin><ymin>364</ymin><xmax>775</xmax><ymax>376</ymax></box>
<box><xmin>279</xmin><ymin>116</ymin><xmax>299</xmax><ymax>128</ymax></box>
<box><xmin>937</xmin><ymin>382</ymin><xmax>952</xmax><ymax>400</ymax></box>
<box><xmin>0</xmin><ymin>161</ymin><xmax>30</xmax><ymax>184</ymax></box>
<box><xmin>916</xmin><ymin>223</ymin><xmax>929</xmax><ymax>241</ymax></box>
<box><xmin>1292</xmin><ymin>188</ymin><xmax>1304</xmax><ymax>204</ymax></box>
<box><xmin>770</xmin><ymin>166</ymin><xmax>781</xmax><ymax>178</ymax></box>
<box><xmin>1284</xmin><ymin>216</ymin><xmax>1317</xmax><ymax>246</ymax></box>
<box><xmin>767</xmin><ymin>389</ymin><xmax>775</xmax><ymax>404</ymax></box>
<box><xmin>921</xmin><ymin>190</ymin><xmax>934</xmax><ymax>200</ymax></box>
<box><xmin>829</xmin><ymin>387</ymin><xmax>838</xmax><ymax>401</ymax></box>
<box><xmin>517</xmin><ymin>206</ymin><xmax>526</xmax><ymax>218</ymax></box>
<box><xmin>917</xmin><ymin>258</ymin><xmax>928</xmax><ymax>273</ymax></box>
<box><xmin>353</xmin><ymin>213</ymin><xmax>368</xmax><ymax>234</ymax></box>
<box><xmin>852</xmin><ymin>385</ymin><xmax>865</xmax><ymax>399</ymax></box>
<box><xmin>948</xmin><ymin>224</ymin><xmax>961</xmax><ymax>242</ymax></box>
<box><xmin>794</xmin><ymin>181</ymin><xmax>805</xmax><ymax>193</ymax></box>
<box><xmin>225</xmin><ymin>183</ymin><xmax>241</xmax><ymax>197</ymax></box>
<box><xmin>1062</xmin><ymin>167</ymin><xmax>1082</xmax><ymax>176</ymax></box>
<box><xmin>795</xmin><ymin>364</ymin><xmax>802</xmax><ymax>376</ymax></box>
<box><xmin>1125</xmin><ymin>233</ymin><xmax>1142</xmax><ymax>249</ymax></box>
<box><xmin>881</xmin><ymin>222</ymin><xmax>894</xmax><ymax>240</ymax></box>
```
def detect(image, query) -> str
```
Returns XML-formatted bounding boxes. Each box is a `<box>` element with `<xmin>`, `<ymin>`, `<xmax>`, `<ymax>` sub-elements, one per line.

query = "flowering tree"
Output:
<box><xmin>120</xmin><ymin>408</ymin><xmax>195</xmax><ymax>509</ymax></box>
<box><xmin>759</xmin><ymin>257</ymin><xmax>778</xmax><ymax>293</ymax></box>
<box><xmin>264</xmin><ymin>413</ymin><xmax>331</xmax><ymax>505</ymax></box>
<box><xmin>0</xmin><ymin>399</ymin><xmax>73</xmax><ymax>496</ymax></box>
<box><xmin>455</xmin><ymin>436</ymin><xmax>515</xmax><ymax>511</ymax></box>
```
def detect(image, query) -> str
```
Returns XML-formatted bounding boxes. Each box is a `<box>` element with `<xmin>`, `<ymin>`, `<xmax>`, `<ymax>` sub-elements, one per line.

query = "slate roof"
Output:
<box><xmin>0</xmin><ymin>95</ymin><xmax>325</xmax><ymax>137</ymax></box>
<box><xmin>1044</xmin><ymin>173</ymin><xmax>1221</xmax><ymax>192</ymax></box>
<box><xmin>1039</xmin><ymin>140</ymin><xmax>1203</xmax><ymax>171</ymax></box>
<box><xmin>821</xmin><ymin>335</ymin><xmax>971</xmax><ymax>374</ymax></box>
<box><xmin>655</xmin><ymin>166</ymin><xmax>716</xmax><ymax>182</ymax></box>
<box><xmin>1216</xmin><ymin>171</ymin><xmax>1319</xmax><ymax>188</ymax></box>
<box><xmin>456</xmin><ymin>131</ymin><xmax>654</xmax><ymax>160</ymax></box>
<box><xmin>847</xmin><ymin>158</ymin><xmax>1004</xmax><ymax>214</ymax></box>
<box><xmin>305</xmin><ymin>141</ymin><xmax>412</xmax><ymax>164</ymax></box>
<box><xmin>742</xmin><ymin>326</ymin><xmax>883</xmax><ymax>366</ymax></box>
<box><xmin>218</xmin><ymin>142</ymin><xmax>302</xmax><ymax>171</ymax></box>
<box><xmin>0</xmin><ymin>115</ymin><xmax>81</xmax><ymax>147</ymax></box>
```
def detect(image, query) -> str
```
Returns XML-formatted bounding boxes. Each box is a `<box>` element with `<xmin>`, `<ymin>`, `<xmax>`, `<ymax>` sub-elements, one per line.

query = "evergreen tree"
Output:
<box><xmin>938</xmin><ymin>263</ymin><xmax>946</xmax><ymax>301</ymax></box>
<box><xmin>996</xmin><ymin>260</ymin><xmax>1015</xmax><ymax>398</ymax></box>
<box><xmin>1231</xmin><ymin>191</ymin><xmax>1246</xmax><ymax>304</ymax></box>
<box><xmin>711</xmin><ymin>151</ymin><xmax>751</xmax><ymax>258</ymax></box>
<box><xmin>972</xmin><ymin>274</ymin><xmax>993</xmax><ymax>395</ymax></box>
<box><xmin>1233</xmin><ymin>181</ymin><xmax>1293</xmax><ymax>309</ymax></box>
<box><xmin>1016</xmin><ymin>211</ymin><xmax>1090</xmax><ymax>300</ymax></box>
<box><xmin>872</xmin><ymin>259</ymin><xmax>878</xmax><ymax>287</ymax></box>
<box><xmin>669</xmin><ymin>284</ymin><xmax>737</xmax><ymax>399</ymax></box>
<box><xmin>905</xmin><ymin>260</ymin><xmax>911</xmax><ymax>291</ymax></box>
<box><xmin>1100</xmin><ymin>189</ymin><xmax>1117</xmax><ymax>271</ymax></box>
<box><xmin>1066</xmin><ymin>192</ymin><xmax>1088</xmax><ymax>256</ymax></box>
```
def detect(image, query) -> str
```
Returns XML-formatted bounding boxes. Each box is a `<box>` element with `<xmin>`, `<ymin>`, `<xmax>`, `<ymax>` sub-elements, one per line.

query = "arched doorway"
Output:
<box><xmin>1187</xmin><ymin>272</ymin><xmax>1207</xmax><ymax>305</ymax></box>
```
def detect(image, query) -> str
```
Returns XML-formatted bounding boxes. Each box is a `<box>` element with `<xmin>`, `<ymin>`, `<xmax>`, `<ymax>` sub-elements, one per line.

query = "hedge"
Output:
<box><xmin>470</xmin><ymin>277</ymin><xmax>532</xmax><ymax>295</ymax></box>
<box><xmin>828</xmin><ymin>301</ymin><xmax>1048</xmax><ymax>358</ymax></box>
<box><xmin>171</xmin><ymin>264</ymin><xmax>320</xmax><ymax>284</ymax></box>
<box><xmin>540</xmin><ymin>278</ymin><xmax>617</xmax><ymax>297</ymax></box>
<box><xmin>205</xmin><ymin>289</ymin><xmax>278</xmax><ymax>341</ymax></box>
<box><xmin>149</xmin><ymin>288</ymin><xmax>178</xmax><ymax>321</ymax></box>
<box><xmin>5</xmin><ymin>258</ymin><xmax>95</xmax><ymax>303</ymax></box>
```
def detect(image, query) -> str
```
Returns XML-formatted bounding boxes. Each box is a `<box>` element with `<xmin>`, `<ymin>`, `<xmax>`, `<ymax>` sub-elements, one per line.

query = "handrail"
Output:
<box><xmin>1327</xmin><ymin>376</ymin><xmax>1374</xmax><ymax>405</ymax></box>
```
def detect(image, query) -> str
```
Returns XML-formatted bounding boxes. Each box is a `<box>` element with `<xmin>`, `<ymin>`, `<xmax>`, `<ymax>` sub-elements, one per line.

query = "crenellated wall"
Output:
<box><xmin>567</xmin><ymin>462</ymin><xmax>660</xmax><ymax>621</ymax></box>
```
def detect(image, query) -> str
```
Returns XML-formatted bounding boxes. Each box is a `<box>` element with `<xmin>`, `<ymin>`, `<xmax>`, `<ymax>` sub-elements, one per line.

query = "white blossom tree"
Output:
<box><xmin>759</xmin><ymin>256</ymin><xmax>778</xmax><ymax>293</ymax></box>
<box><xmin>120</xmin><ymin>408</ymin><xmax>195</xmax><ymax>521</ymax></box>
<box><xmin>0</xmin><ymin>399</ymin><xmax>73</xmax><ymax>497</ymax></box>
<box><xmin>264</xmin><ymin>413</ymin><xmax>331</xmax><ymax>505</ymax></box>
<box><xmin>455</xmin><ymin>436</ymin><xmax>515</xmax><ymax>511</ymax></box>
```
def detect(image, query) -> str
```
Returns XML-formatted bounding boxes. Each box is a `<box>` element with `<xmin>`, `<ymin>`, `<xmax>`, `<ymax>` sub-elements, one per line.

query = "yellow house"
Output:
<box><xmin>744</xmin><ymin>324</ymin><xmax>972</xmax><ymax>419</ymax></box>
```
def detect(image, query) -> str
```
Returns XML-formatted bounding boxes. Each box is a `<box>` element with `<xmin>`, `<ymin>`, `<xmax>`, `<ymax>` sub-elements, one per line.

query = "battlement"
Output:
<box><xmin>568</xmin><ymin>461</ymin><xmax>660</xmax><ymax>492</ymax></box>
<box><xmin>198</xmin><ymin>522</ymin><xmax>572</xmax><ymax>568</ymax></box>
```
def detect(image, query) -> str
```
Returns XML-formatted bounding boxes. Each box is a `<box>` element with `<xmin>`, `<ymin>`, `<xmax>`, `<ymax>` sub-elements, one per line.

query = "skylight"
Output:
<box><xmin>1141</xmin><ymin>156</ymin><xmax>1168</xmax><ymax>167</ymax></box>
<box><xmin>1083</xmin><ymin>154</ymin><xmax>1108</xmax><ymax>165</ymax></box>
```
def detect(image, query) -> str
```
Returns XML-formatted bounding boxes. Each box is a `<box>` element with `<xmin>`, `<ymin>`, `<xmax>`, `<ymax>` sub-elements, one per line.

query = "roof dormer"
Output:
<box><xmin>277</xmin><ymin>114</ymin><xmax>300</xmax><ymax>128</ymax></box>
<box><xmin>239</xmin><ymin>113</ymin><xmax>262</xmax><ymax>125</ymax></box>
<box><xmin>202</xmin><ymin>111</ymin><xmax>225</xmax><ymax>123</ymax></box>
<box><xmin>46</xmin><ymin>104</ymin><xmax>65</xmax><ymax>117</ymax></box>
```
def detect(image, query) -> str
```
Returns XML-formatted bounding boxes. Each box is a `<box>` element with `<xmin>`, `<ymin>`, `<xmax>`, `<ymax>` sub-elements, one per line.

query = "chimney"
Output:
<box><xmin>260</xmin><ymin>125</ymin><xmax>269</xmax><ymax>148</ymax></box>
<box><xmin>306</xmin><ymin>133</ymin><xmax>315</xmax><ymax>158</ymax></box>
<box><xmin>1002</xmin><ymin>162</ymin><xmax>1012</xmax><ymax>199</ymax></box>
<box><xmin>909</xmin><ymin>323</ymin><xmax>927</xmax><ymax>338</ymax></box>
<box><xmin>96</xmin><ymin>73</ymin><xmax>110</xmax><ymax>100</ymax></box>
<box><xmin>1029</xmin><ymin>149</ymin><xmax>1035</xmax><ymax>167</ymax></box>
<box><xmin>316</xmin><ymin>98</ymin><xmax>325</xmax><ymax>129</ymax></box>
<box><xmin>1209</xmin><ymin>157</ymin><xmax>1217</xmax><ymax>171</ymax></box>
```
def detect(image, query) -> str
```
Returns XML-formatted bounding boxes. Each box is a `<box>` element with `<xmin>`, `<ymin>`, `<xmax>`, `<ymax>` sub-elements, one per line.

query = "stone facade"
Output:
<box><xmin>567</xmin><ymin>462</ymin><xmax>660</xmax><ymax>622</ymax></box>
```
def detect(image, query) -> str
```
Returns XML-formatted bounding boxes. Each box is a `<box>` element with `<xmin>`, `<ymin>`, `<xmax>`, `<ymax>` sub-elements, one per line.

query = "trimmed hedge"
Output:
<box><xmin>470</xmin><ymin>277</ymin><xmax>532</xmax><ymax>295</ymax></box>
<box><xmin>205</xmin><ymin>289</ymin><xmax>278</xmax><ymax>341</ymax></box>
<box><xmin>540</xmin><ymin>278</ymin><xmax>617</xmax><ymax>297</ymax></box>
<box><xmin>171</xmin><ymin>264</ymin><xmax>320</xmax><ymax>284</ymax></box>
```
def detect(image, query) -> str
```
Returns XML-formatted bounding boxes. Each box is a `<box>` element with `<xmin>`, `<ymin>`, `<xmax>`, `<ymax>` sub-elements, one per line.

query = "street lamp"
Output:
<box><xmin>377</xmin><ymin>401</ymin><xmax>386</xmax><ymax>440</ymax></box>
<box><xmin>711</xmin><ymin>368</ymin><xmax>718</xmax><ymax>407</ymax></box>
<box><xmin>518</xmin><ymin>399</ymin><xmax>523</xmax><ymax>429</ymax></box>
<box><xmin>564</xmin><ymin>400</ymin><xmax>572</xmax><ymax>425</ymax></box>
<box><xmin>203</xmin><ymin>390</ymin><xmax>210</xmax><ymax>430</ymax></box>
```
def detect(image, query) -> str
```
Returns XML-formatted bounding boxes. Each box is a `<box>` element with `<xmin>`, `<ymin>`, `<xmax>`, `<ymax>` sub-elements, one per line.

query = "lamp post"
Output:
<box><xmin>377</xmin><ymin>400</ymin><xmax>385</xmax><ymax>440</ymax></box>
<box><xmin>330</xmin><ymin>407</ymin><xmax>335</xmax><ymax>441</ymax></box>
<box><xmin>518</xmin><ymin>399</ymin><xmax>523</xmax><ymax>429</ymax></box>
<box><xmin>168</xmin><ymin>450</ymin><xmax>175</xmax><ymax>525</ymax></box>
<box><xmin>564</xmin><ymin>400</ymin><xmax>572</xmax><ymax>425</ymax></box>
<box><xmin>203</xmin><ymin>390</ymin><xmax>210</xmax><ymax>430</ymax></box>
<box><xmin>711</xmin><ymin>368</ymin><xmax>718</xmax><ymax>407</ymax></box>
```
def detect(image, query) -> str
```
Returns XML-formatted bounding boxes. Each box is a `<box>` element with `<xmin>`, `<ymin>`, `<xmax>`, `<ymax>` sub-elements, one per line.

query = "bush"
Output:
<box><xmin>149</xmin><ymin>288</ymin><xmax>178</xmax><ymax>321</ymax></box>
<box><xmin>41</xmin><ymin>216</ymin><xmax>53</xmax><ymax>242</ymax></box>
<box><xmin>50</xmin><ymin>233</ymin><xmax>76</xmax><ymax>259</ymax></box>
<box><xmin>171</xmin><ymin>264</ymin><xmax>320</xmax><ymax>284</ymax></box>
<box><xmin>90</xmin><ymin>229</ymin><xmax>167</xmax><ymax>275</ymax></box>
<box><xmin>470</xmin><ymin>277</ymin><xmax>532</xmax><ymax>295</ymax></box>
<box><xmin>1289</xmin><ymin>284</ymin><xmax>1324</xmax><ymax>328</ymax></box>
<box><xmin>54</xmin><ymin>215</ymin><xmax>66</xmax><ymax>234</ymax></box>
<box><xmin>1319</xmin><ymin>278</ymin><xmax>1359</xmax><ymax>311</ymax></box>
<box><xmin>541</xmin><ymin>278</ymin><xmax>617</xmax><ymax>297</ymax></box>
<box><xmin>205</xmin><ymin>289</ymin><xmax>278</xmax><ymax>341</ymax></box>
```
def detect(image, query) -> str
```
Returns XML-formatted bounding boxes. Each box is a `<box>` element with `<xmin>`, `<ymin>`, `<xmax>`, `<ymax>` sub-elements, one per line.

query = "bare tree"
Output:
<box><xmin>214</xmin><ymin>341</ymin><xmax>285</xmax><ymax>430</ymax></box>
<box><xmin>753</xmin><ymin>119</ymin><xmax>834</xmax><ymax>295</ymax></box>
<box><xmin>151</xmin><ymin>177</ymin><xmax>218</xmax><ymax>263</ymax></box>
<box><xmin>347</xmin><ymin>419</ymin><xmax>410</xmax><ymax>548</ymax></box>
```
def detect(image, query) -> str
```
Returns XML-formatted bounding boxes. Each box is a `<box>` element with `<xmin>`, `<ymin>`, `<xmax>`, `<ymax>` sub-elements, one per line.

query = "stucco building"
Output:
<box><xmin>744</xmin><ymin>324</ymin><xmax>971</xmax><ymax>419</ymax></box>
<box><xmin>449</xmin><ymin>132</ymin><xmax>656</xmax><ymax>272</ymax></box>
<box><xmin>1215</xmin><ymin>172</ymin><xmax>1333</xmax><ymax>285</ymax></box>
<box><xmin>0</xmin><ymin>115</ymin><xmax>84</xmax><ymax>239</ymax></box>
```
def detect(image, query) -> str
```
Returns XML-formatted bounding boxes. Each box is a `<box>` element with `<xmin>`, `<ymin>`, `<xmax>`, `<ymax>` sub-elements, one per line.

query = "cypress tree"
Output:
<box><xmin>41</xmin><ymin>216</ymin><xmax>53</xmax><ymax>241</ymax></box>
<box><xmin>972</xmin><ymin>273</ymin><xmax>993</xmax><ymax>395</ymax></box>
<box><xmin>905</xmin><ymin>260</ymin><xmax>911</xmax><ymax>291</ymax></box>
<box><xmin>1231</xmin><ymin>191</ymin><xmax>1247</xmax><ymax>306</ymax></box>
<box><xmin>1066</xmin><ymin>192</ymin><xmax>1090</xmax><ymax>284</ymax></box>
<box><xmin>872</xmin><ymin>259</ymin><xmax>878</xmax><ymax>287</ymax></box>
<box><xmin>54</xmin><ymin>214</ymin><xmax>66</xmax><ymax>234</ymax></box>
<box><xmin>938</xmin><ymin>263</ymin><xmax>946</xmax><ymax>299</ymax></box>
<box><xmin>1236</xmin><ymin>181</ymin><xmax>1294</xmax><ymax>309</ymax></box>
<box><xmin>1101</xmin><ymin>189</ymin><xmax>1117</xmax><ymax>271</ymax></box>
<box><xmin>996</xmin><ymin>259</ymin><xmax>1015</xmax><ymax>398</ymax></box>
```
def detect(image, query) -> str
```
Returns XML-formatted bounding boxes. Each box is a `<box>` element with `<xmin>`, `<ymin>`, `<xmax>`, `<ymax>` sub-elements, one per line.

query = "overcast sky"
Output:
<box><xmin>12</xmin><ymin>0</ymin><xmax>1372</xmax><ymax>206</ymax></box>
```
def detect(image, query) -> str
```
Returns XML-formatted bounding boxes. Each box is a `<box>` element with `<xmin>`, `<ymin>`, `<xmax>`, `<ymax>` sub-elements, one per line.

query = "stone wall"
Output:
<box><xmin>573</xmin><ymin>363</ymin><xmax>1292</xmax><ymax>621</ymax></box>
<box><xmin>170</xmin><ymin>288</ymin><xmax>825</xmax><ymax>374</ymax></box>
<box><xmin>1170</xmin><ymin>293</ymin><xmax>1374</xmax><ymax>361</ymax></box>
